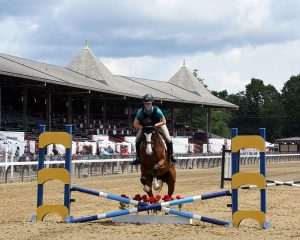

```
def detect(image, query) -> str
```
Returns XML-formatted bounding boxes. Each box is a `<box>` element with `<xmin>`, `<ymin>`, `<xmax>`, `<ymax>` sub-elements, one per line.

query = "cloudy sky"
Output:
<box><xmin>1</xmin><ymin>0</ymin><xmax>300</xmax><ymax>93</ymax></box>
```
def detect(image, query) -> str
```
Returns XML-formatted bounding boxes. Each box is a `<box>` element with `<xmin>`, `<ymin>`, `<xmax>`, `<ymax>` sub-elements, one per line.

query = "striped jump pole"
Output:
<box><xmin>158</xmin><ymin>190</ymin><xmax>231</xmax><ymax>207</ymax></box>
<box><xmin>242</xmin><ymin>180</ymin><xmax>300</xmax><ymax>189</ymax></box>
<box><xmin>266</xmin><ymin>180</ymin><xmax>300</xmax><ymax>187</ymax></box>
<box><xmin>160</xmin><ymin>207</ymin><xmax>229</xmax><ymax>226</ymax></box>
<box><xmin>267</xmin><ymin>180</ymin><xmax>300</xmax><ymax>184</ymax></box>
<box><xmin>283</xmin><ymin>182</ymin><xmax>300</xmax><ymax>187</ymax></box>
<box><xmin>71</xmin><ymin>185</ymin><xmax>231</xmax><ymax>207</ymax></box>
<box><xmin>68</xmin><ymin>205</ymin><xmax>160</xmax><ymax>223</ymax></box>
<box><xmin>69</xmin><ymin>203</ymin><xmax>229</xmax><ymax>226</ymax></box>
<box><xmin>241</xmin><ymin>183</ymin><xmax>277</xmax><ymax>189</ymax></box>
<box><xmin>71</xmin><ymin>186</ymin><xmax>148</xmax><ymax>206</ymax></box>
<box><xmin>69</xmin><ymin>186</ymin><xmax>231</xmax><ymax>225</ymax></box>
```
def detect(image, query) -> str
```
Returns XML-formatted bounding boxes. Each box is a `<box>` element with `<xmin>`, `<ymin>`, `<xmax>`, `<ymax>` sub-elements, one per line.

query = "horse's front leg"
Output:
<box><xmin>166</xmin><ymin>166</ymin><xmax>176</xmax><ymax>196</ymax></box>
<box><xmin>152</xmin><ymin>164</ymin><xmax>161</xmax><ymax>191</ymax></box>
<box><xmin>140</xmin><ymin>175</ymin><xmax>153</xmax><ymax>197</ymax></box>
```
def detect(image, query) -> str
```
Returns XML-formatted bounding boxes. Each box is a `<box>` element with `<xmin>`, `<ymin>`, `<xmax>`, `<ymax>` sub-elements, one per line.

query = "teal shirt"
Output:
<box><xmin>135</xmin><ymin>106</ymin><xmax>164</xmax><ymax>125</ymax></box>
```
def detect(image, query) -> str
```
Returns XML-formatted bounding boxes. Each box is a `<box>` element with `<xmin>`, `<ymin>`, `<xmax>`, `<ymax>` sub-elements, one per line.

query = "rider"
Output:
<box><xmin>131</xmin><ymin>94</ymin><xmax>176</xmax><ymax>165</ymax></box>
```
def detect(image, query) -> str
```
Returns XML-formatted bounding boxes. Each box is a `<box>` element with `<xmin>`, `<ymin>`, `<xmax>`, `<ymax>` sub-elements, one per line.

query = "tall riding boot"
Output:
<box><xmin>166</xmin><ymin>141</ymin><xmax>177</xmax><ymax>163</ymax></box>
<box><xmin>131</xmin><ymin>141</ymin><xmax>141</xmax><ymax>165</ymax></box>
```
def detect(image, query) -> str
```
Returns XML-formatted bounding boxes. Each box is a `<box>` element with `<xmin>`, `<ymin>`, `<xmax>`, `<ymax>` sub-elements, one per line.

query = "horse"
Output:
<box><xmin>139</xmin><ymin>126</ymin><xmax>176</xmax><ymax>197</ymax></box>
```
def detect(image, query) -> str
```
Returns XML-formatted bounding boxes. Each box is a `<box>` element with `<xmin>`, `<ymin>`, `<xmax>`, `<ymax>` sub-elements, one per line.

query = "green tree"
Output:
<box><xmin>193</xmin><ymin>69</ymin><xmax>207</xmax><ymax>88</ymax></box>
<box><xmin>260</xmin><ymin>84</ymin><xmax>284</xmax><ymax>141</ymax></box>
<box><xmin>210</xmin><ymin>90</ymin><xmax>234</xmax><ymax>138</ymax></box>
<box><xmin>281</xmin><ymin>75</ymin><xmax>300</xmax><ymax>137</ymax></box>
<box><xmin>212</xmin><ymin>110</ymin><xmax>231</xmax><ymax>138</ymax></box>
<box><xmin>173</xmin><ymin>108</ymin><xmax>207</xmax><ymax>130</ymax></box>
<box><xmin>222</xmin><ymin>78</ymin><xmax>284</xmax><ymax>141</ymax></box>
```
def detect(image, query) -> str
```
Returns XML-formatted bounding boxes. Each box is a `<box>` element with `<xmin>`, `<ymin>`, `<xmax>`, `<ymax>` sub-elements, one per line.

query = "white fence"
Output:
<box><xmin>0</xmin><ymin>153</ymin><xmax>300</xmax><ymax>183</ymax></box>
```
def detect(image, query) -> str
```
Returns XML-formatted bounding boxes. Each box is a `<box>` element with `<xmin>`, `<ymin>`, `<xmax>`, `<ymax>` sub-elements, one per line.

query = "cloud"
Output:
<box><xmin>0</xmin><ymin>17</ymin><xmax>38</xmax><ymax>56</ymax></box>
<box><xmin>0</xmin><ymin>0</ymin><xmax>300</xmax><ymax>94</ymax></box>
<box><xmin>103</xmin><ymin>40</ymin><xmax>300</xmax><ymax>93</ymax></box>
<box><xmin>45</xmin><ymin>0</ymin><xmax>300</xmax><ymax>57</ymax></box>
<box><xmin>0</xmin><ymin>0</ymin><xmax>60</xmax><ymax>18</ymax></box>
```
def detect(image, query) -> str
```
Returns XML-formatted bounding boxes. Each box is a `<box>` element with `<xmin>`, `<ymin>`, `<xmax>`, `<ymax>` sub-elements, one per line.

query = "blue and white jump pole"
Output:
<box><xmin>69</xmin><ymin>186</ymin><xmax>231</xmax><ymax>225</ymax></box>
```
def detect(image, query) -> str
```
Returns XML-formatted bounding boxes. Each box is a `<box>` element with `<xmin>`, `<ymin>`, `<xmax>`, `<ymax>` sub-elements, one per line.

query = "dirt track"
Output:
<box><xmin>0</xmin><ymin>162</ymin><xmax>300</xmax><ymax>240</ymax></box>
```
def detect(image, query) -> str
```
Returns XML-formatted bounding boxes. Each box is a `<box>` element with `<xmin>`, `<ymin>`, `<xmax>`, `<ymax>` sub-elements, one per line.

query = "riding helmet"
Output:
<box><xmin>142</xmin><ymin>94</ymin><xmax>154</xmax><ymax>103</ymax></box>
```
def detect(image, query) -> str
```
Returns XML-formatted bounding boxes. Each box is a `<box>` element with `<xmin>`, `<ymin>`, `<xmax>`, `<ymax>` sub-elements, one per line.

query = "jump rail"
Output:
<box><xmin>69</xmin><ymin>186</ymin><xmax>231</xmax><ymax>226</ymax></box>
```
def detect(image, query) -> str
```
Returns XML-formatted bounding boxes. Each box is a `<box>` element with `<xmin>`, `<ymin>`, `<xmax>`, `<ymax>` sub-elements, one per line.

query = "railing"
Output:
<box><xmin>0</xmin><ymin>153</ymin><xmax>299</xmax><ymax>184</ymax></box>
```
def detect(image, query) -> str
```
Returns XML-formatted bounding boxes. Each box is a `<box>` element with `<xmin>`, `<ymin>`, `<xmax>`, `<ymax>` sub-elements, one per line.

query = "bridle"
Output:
<box><xmin>142</xmin><ymin>126</ymin><xmax>157</xmax><ymax>152</ymax></box>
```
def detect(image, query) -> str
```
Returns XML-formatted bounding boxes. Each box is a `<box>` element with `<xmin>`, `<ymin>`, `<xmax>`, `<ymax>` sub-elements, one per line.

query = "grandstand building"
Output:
<box><xmin>0</xmin><ymin>42</ymin><xmax>237</xmax><ymax>146</ymax></box>
<box><xmin>275</xmin><ymin>137</ymin><xmax>300</xmax><ymax>152</ymax></box>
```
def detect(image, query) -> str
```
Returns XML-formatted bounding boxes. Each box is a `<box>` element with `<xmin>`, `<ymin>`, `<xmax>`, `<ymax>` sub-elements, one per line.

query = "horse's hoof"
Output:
<box><xmin>152</xmin><ymin>179</ymin><xmax>163</xmax><ymax>191</ymax></box>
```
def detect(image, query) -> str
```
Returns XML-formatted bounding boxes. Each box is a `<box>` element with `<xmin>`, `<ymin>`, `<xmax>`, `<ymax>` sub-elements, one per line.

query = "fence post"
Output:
<box><xmin>221</xmin><ymin>145</ymin><xmax>225</xmax><ymax>189</ymax></box>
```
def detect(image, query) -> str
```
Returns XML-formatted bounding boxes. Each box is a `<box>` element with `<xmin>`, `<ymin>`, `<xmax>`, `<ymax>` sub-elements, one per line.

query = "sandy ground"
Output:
<box><xmin>0</xmin><ymin>162</ymin><xmax>300</xmax><ymax>240</ymax></box>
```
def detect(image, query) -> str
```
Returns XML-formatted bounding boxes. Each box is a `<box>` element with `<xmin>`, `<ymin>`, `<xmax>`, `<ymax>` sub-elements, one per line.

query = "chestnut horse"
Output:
<box><xmin>139</xmin><ymin>126</ymin><xmax>176</xmax><ymax>197</ymax></box>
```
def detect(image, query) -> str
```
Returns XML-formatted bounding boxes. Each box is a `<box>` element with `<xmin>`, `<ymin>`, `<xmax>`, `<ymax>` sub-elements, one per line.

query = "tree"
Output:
<box><xmin>223</xmin><ymin>79</ymin><xmax>284</xmax><ymax>141</ymax></box>
<box><xmin>260</xmin><ymin>84</ymin><xmax>284</xmax><ymax>141</ymax></box>
<box><xmin>281</xmin><ymin>75</ymin><xmax>300</xmax><ymax>137</ymax></box>
<box><xmin>193</xmin><ymin>69</ymin><xmax>207</xmax><ymax>88</ymax></box>
<box><xmin>212</xmin><ymin>110</ymin><xmax>231</xmax><ymax>138</ymax></box>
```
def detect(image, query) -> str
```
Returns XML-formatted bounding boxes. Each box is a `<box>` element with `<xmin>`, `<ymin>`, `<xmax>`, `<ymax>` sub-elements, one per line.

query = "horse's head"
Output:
<box><xmin>142</xmin><ymin>125</ymin><xmax>157</xmax><ymax>155</ymax></box>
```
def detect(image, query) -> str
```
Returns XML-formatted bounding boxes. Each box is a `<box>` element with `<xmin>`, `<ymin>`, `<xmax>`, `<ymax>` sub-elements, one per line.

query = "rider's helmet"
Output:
<box><xmin>142</xmin><ymin>94</ymin><xmax>154</xmax><ymax>103</ymax></box>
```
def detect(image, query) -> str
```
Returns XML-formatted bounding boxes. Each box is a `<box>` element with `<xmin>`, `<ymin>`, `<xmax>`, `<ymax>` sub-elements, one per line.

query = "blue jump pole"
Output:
<box><xmin>161</xmin><ymin>207</ymin><xmax>229</xmax><ymax>226</ymax></box>
<box><xmin>71</xmin><ymin>186</ymin><xmax>148</xmax><ymax>206</ymax></box>
<box><xmin>70</xmin><ymin>204</ymin><xmax>161</xmax><ymax>223</ymax></box>
<box><xmin>71</xmin><ymin>185</ymin><xmax>231</xmax><ymax>207</ymax></box>
<box><xmin>231</xmin><ymin>128</ymin><xmax>238</xmax><ymax>214</ymax></box>
<box><xmin>259</xmin><ymin>128</ymin><xmax>267</xmax><ymax>214</ymax></box>
<box><xmin>65</xmin><ymin>124</ymin><xmax>72</xmax><ymax>216</ymax></box>
<box><xmin>70</xmin><ymin>201</ymin><xmax>229</xmax><ymax>225</ymax></box>
<box><xmin>37</xmin><ymin>124</ymin><xmax>46</xmax><ymax>207</ymax></box>
<box><xmin>161</xmin><ymin>190</ymin><xmax>231</xmax><ymax>207</ymax></box>
<box><xmin>69</xmin><ymin>186</ymin><xmax>231</xmax><ymax>225</ymax></box>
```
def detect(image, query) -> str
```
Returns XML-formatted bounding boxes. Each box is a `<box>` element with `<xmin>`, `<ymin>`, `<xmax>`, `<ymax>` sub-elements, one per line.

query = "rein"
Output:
<box><xmin>143</xmin><ymin>126</ymin><xmax>158</xmax><ymax>146</ymax></box>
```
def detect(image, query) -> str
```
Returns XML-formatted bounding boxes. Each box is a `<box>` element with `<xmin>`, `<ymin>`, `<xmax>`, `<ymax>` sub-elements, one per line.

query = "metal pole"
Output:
<box><xmin>85</xmin><ymin>96</ymin><xmax>90</xmax><ymax>129</ymax></box>
<box><xmin>65</xmin><ymin>124</ymin><xmax>72</xmax><ymax>214</ymax></box>
<box><xmin>37</xmin><ymin>124</ymin><xmax>46</xmax><ymax>207</ymax></box>
<box><xmin>259</xmin><ymin>128</ymin><xmax>267</xmax><ymax>214</ymax></box>
<box><xmin>231</xmin><ymin>128</ymin><xmax>238</xmax><ymax>214</ymax></box>
<box><xmin>46</xmin><ymin>92</ymin><xmax>52</xmax><ymax>131</ymax></box>
<box><xmin>0</xmin><ymin>86</ymin><xmax>1</xmax><ymax>129</ymax></box>
<box><xmin>22</xmin><ymin>88</ymin><xmax>28</xmax><ymax>130</ymax></box>
<box><xmin>10</xmin><ymin>151</ymin><xmax>13</xmax><ymax>181</ymax></box>
<box><xmin>68</xmin><ymin>94</ymin><xmax>72</xmax><ymax>124</ymax></box>
<box><xmin>170</xmin><ymin>107</ymin><xmax>174</xmax><ymax>136</ymax></box>
<box><xmin>221</xmin><ymin>144</ymin><xmax>225</xmax><ymax>189</ymax></box>
<box><xmin>127</xmin><ymin>101</ymin><xmax>131</xmax><ymax>129</ymax></box>
<box><xmin>103</xmin><ymin>99</ymin><xmax>107</xmax><ymax>125</ymax></box>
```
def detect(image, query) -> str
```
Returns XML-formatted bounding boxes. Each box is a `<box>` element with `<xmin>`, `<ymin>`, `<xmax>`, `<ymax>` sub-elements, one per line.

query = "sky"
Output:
<box><xmin>0</xmin><ymin>0</ymin><xmax>300</xmax><ymax>94</ymax></box>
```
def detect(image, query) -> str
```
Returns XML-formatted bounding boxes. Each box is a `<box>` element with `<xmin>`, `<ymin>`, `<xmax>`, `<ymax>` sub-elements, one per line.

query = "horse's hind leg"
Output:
<box><xmin>165</xmin><ymin>168</ymin><xmax>176</xmax><ymax>196</ymax></box>
<box><xmin>167</xmin><ymin>180</ymin><xmax>175</xmax><ymax>196</ymax></box>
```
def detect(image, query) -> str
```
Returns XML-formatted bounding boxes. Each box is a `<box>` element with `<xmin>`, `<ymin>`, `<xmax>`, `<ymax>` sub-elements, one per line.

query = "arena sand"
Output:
<box><xmin>0</xmin><ymin>162</ymin><xmax>300</xmax><ymax>240</ymax></box>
